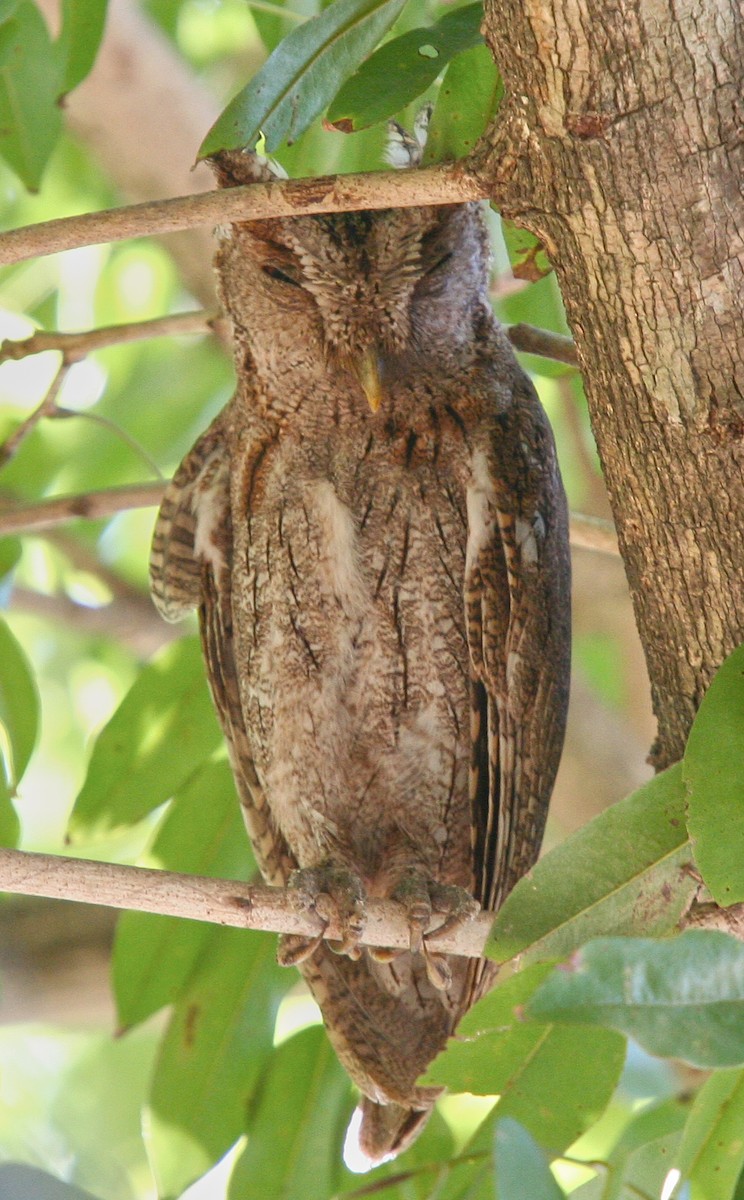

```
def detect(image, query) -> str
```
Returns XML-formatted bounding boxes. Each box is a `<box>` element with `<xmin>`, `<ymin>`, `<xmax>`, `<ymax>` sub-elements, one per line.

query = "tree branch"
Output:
<box><xmin>507</xmin><ymin>323</ymin><xmax>578</xmax><ymax>367</ymax></box>
<box><xmin>0</xmin><ymin>310</ymin><xmax>226</xmax><ymax>363</ymax></box>
<box><xmin>0</xmin><ymin>481</ymin><xmax>617</xmax><ymax>553</ymax></box>
<box><xmin>0</xmin><ymin>848</ymin><xmax>493</xmax><ymax>958</ymax></box>
<box><xmin>0</xmin><ymin>360</ymin><xmax>72</xmax><ymax>466</ymax></box>
<box><xmin>0</xmin><ymin>166</ymin><xmax>486</xmax><ymax>267</ymax></box>
<box><xmin>0</xmin><ymin>482</ymin><xmax>165</xmax><ymax>534</ymax></box>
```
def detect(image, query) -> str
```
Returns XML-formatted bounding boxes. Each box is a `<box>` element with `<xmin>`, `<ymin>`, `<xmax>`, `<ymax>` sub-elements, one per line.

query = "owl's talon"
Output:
<box><xmin>425</xmin><ymin>884</ymin><xmax>481</xmax><ymax>943</ymax></box>
<box><xmin>423</xmin><ymin>946</ymin><xmax>452</xmax><ymax>991</ymax></box>
<box><xmin>277</xmin><ymin>929</ymin><xmax>326</xmax><ymax>966</ymax></box>
<box><xmin>282</xmin><ymin>864</ymin><xmax>367</xmax><ymax>961</ymax></box>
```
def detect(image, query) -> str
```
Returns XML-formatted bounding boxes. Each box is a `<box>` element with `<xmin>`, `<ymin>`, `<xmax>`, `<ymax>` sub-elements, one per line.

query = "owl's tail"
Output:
<box><xmin>347</xmin><ymin>1096</ymin><xmax>433</xmax><ymax>1166</ymax></box>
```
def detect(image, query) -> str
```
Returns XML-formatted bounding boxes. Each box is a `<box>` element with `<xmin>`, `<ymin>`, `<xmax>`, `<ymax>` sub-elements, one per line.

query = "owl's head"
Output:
<box><xmin>210</xmin><ymin>150</ymin><xmax>492</xmax><ymax>411</ymax></box>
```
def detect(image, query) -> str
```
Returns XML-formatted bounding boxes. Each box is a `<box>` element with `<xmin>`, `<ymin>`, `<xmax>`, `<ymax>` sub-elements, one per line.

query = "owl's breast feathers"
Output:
<box><xmin>150</xmin><ymin>189</ymin><xmax>570</xmax><ymax>1162</ymax></box>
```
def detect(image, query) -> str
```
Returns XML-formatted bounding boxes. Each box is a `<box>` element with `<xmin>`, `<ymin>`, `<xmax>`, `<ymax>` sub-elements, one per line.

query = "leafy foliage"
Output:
<box><xmin>0</xmin><ymin>3</ymin><xmax>742</xmax><ymax>1200</ymax></box>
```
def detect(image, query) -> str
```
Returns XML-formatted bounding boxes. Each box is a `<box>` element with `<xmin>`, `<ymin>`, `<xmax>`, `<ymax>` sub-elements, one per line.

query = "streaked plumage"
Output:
<box><xmin>150</xmin><ymin>148</ymin><xmax>571</xmax><ymax>1162</ymax></box>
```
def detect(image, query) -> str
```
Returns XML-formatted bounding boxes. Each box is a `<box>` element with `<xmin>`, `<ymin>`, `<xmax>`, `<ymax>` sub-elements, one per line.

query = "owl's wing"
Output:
<box><xmin>466</xmin><ymin>377</ymin><xmax>571</xmax><ymax>920</ymax></box>
<box><xmin>150</xmin><ymin>417</ymin><xmax>293</xmax><ymax>886</ymax></box>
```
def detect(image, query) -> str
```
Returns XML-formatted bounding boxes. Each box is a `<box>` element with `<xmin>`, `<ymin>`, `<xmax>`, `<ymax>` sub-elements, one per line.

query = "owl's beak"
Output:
<box><xmin>354</xmin><ymin>348</ymin><xmax>384</xmax><ymax>413</ymax></box>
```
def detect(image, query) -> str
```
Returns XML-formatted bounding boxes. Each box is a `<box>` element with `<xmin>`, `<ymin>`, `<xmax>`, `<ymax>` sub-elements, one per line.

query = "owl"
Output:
<box><xmin>149</xmin><ymin>147</ymin><xmax>571</xmax><ymax>1164</ymax></box>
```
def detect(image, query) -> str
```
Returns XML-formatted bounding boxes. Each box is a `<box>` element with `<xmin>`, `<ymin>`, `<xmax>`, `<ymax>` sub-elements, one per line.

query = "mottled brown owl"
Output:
<box><xmin>150</xmin><ymin>148</ymin><xmax>571</xmax><ymax>1164</ymax></box>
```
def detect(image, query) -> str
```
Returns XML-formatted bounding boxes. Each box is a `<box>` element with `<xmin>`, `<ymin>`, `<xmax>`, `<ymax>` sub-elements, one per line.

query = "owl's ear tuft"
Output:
<box><xmin>208</xmin><ymin>148</ymin><xmax>288</xmax><ymax>189</ymax></box>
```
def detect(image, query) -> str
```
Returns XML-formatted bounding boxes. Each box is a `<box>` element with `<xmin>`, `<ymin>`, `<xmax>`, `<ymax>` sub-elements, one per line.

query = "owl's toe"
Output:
<box><xmin>425</xmin><ymin>882</ymin><xmax>480</xmax><ymax>942</ymax></box>
<box><xmin>279</xmin><ymin>864</ymin><xmax>367</xmax><ymax>964</ymax></box>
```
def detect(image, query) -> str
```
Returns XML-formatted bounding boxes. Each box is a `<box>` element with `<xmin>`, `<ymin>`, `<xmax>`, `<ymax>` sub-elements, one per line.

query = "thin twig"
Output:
<box><xmin>507</xmin><ymin>323</ymin><xmax>578</xmax><ymax>367</ymax></box>
<box><xmin>0</xmin><ymin>848</ymin><xmax>494</xmax><ymax>958</ymax></box>
<box><xmin>0</xmin><ymin>165</ymin><xmax>486</xmax><ymax>267</ymax></box>
<box><xmin>0</xmin><ymin>481</ymin><xmax>618</xmax><ymax>555</ymax></box>
<box><xmin>0</xmin><ymin>310</ymin><xmax>225</xmax><ymax>363</ymax></box>
<box><xmin>0</xmin><ymin>359</ymin><xmax>72</xmax><ymax>467</ymax></box>
<box><xmin>0</xmin><ymin>481</ymin><xmax>165</xmax><ymax>535</ymax></box>
<box><xmin>568</xmin><ymin>513</ymin><xmax>618</xmax><ymax>555</ymax></box>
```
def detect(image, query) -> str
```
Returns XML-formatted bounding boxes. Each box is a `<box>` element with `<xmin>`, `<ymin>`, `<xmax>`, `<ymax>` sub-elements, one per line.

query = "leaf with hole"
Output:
<box><xmin>423</xmin><ymin>43</ymin><xmax>502</xmax><ymax>164</ymax></box>
<box><xmin>199</xmin><ymin>0</ymin><xmax>407</xmax><ymax>156</ymax></box>
<box><xmin>326</xmin><ymin>4</ymin><xmax>483</xmax><ymax>131</ymax></box>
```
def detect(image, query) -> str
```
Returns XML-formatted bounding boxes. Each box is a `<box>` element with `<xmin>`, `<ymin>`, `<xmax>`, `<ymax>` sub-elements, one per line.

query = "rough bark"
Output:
<box><xmin>477</xmin><ymin>0</ymin><xmax>744</xmax><ymax>767</ymax></box>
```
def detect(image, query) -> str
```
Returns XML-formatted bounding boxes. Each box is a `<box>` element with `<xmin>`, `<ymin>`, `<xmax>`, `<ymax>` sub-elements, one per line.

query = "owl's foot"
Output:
<box><xmin>277</xmin><ymin>865</ymin><xmax>367</xmax><ymax>966</ymax></box>
<box><xmin>388</xmin><ymin>873</ymin><xmax>480</xmax><ymax>990</ymax></box>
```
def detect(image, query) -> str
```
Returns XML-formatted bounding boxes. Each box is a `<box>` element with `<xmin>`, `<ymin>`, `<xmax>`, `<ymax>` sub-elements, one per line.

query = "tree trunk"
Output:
<box><xmin>477</xmin><ymin>0</ymin><xmax>744</xmax><ymax>767</ymax></box>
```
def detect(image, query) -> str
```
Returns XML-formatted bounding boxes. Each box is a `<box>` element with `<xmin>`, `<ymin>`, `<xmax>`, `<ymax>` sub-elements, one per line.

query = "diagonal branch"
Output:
<box><xmin>0</xmin><ymin>165</ymin><xmax>486</xmax><ymax>267</ymax></box>
<box><xmin>0</xmin><ymin>310</ymin><xmax>226</xmax><ymax>363</ymax></box>
<box><xmin>0</xmin><ymin>848</ymin><xmax>493</xmax><ymax>958</ymax></box>
<box><xmin>0</xmin><ymin>481</ymin><xmax>166</xmax><ymax>534</ymax></box>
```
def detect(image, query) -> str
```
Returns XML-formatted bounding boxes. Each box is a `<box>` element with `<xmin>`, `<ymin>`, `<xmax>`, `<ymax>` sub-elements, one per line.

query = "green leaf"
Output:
<box><xmin>146</xmin><ymin>926</ymin><xmax>290</xmax><ymax>1199</ymax></box>
<box><xmin>326</xmin><ymin>4</ymin><xmax>482</xmax><ymax>131</ymax></box>
<box><xmin>432</xmin><ymin>1012</ymin><xmax>624</xmax><ymax>1200</ymax></box>
<box><xmin>113</xmin><ymin>758</ymin><xmax>251</xmax><ymax>1030</ymax></box>
<box><xmin>501</xmin><ymin>221</ymin><xmax>553</xmax><ymax>281</ymax></box>
<box><xmin>0</xmin><ymin>536</ymin><xmax>21</xmax><ymax>585</ymax></box>
<box><xmin>199</xmin><ymin>0</ymin><xmax>407</xmax><ymax>156</ymax></box>
<box><xmin>422</xmin><ymin>42</ymin><xmax>502</xmax><ymax>164</ymax></box>
<box><xmin>527</xmin><ymin>931</ymin><xmax>744</xmax><ymax>1069</ymax></box>
<box><xmin>685</xmin><ymin>642</ymin><xmax>744</xmax><ymax>905</ymax></box>
<box><xmin>492</xmin><ymin>1118</ymin><xmax>565</xmax><ymax>1200</ymax></box>
<box><xmin>674</xmin><ymin>1068</ymin><xmax>744</xmax><ymax>1200</ymax></box>
<box><xmin>228</xmin><ymin>1026</ymin><xmax>352</xmax><ymax>1200</ymax></box>
<box><xmin>0</xmin><ymin>1</ymin><xmax>63</xmax><ymax>189</ymax></box>
<box><xmin>425</xmin><ymin>962</ymin><xmax>625</xmax><ymax>1149</ymax></box>
<box><xmin>55</xmin><ymin>0</ymin><xmax>108</xmax><ymax>94</ymax></box>
<box><xmin>68</xmin><ymin>636</ymin><xmax>223</xmax><ymax>840</ymax></box>
<box><xmin>486</xmin><ymin>764</ymin><xmax>696</xmax><ymax>965</ymax></box>
<box><xmin>0</xmin><ymin>616</ymin><xmax>39</xmax><ymax>845</ymax></box>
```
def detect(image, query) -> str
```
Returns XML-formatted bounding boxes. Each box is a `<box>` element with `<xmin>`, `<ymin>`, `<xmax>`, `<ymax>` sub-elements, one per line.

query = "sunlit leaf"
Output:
<box><xmin>68</xmin><ymin>636</ymin><xmax>223</xmax><ymax>840</ymax></box>
<box><xmin>528</xmin><ymin>931</ymin><xmax>744</xmax><ymax>1069</ymax></box>
<box><xmin>228</xmin><ymin>1026</ymin><xmax>352</xmax><ymax>1199</ymax></box>
<box><xmin>0</xmin><ymin>616</ymin><xmax>39</xmax><ymax>845</ymax></box>
<box><xmin>199</xmin><ymin>0</ymin><xmax>407</xmax><ymax>156</ymax></box>
<box><xmin>492</xmin><ymin>1119</ymin><xmax>565</xmax><ymax>1200</ymax></box>
<box><xmin>431</xmin><ymin>1012</ymin><xmax>624</xmax><ymax>1200</ymax></box>
<box><xmin>486</xmin><ymin>764</ymin><xmax>696</xmax><ymax>965</ymax></box>
<box><xmin>326</xmin><ymin>4</ymin><xmax>482</xmax><ymax>132</ymax></box>
<box><xmin>146</xmin><ymin>926</ymin><xmax>290</xmax><ymax>1199</ymax></box>
<box><xmin>113</xmin><ymin>758</ymin><xmax>251</xmax><ymax>1030</ymax></box>
<box><xmin>673</xmin><ymin>1068</ymin><xmax>744</xmax><ymax>1200</ymax></box>
<box><xmin>0</xmin><ymin>1</ymin><xmax>63</xmax><ymax>189</ymax></box>
<box><xmin>425</xmin><ymin>962</ymin><xmax>625</xmax><ymax>1153</ymax></box>
<box><xmin>56</xmin><ymin>0</ymin><xmax>108</xmax><ymax>95</ymax></box>
<box><xmin>422</xmin><ymin>42</ymin><xmax>502</xmax><ymax>164</ymax></box>
<box><xmin>685</xmin><ymin>642</ymin><xmax>744</xmax><ymax>905</ymax></box>
<box><xmin>0</xmin><ymin>536</ymin><xmax>21</xmax><ymax>587</ymax></box>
